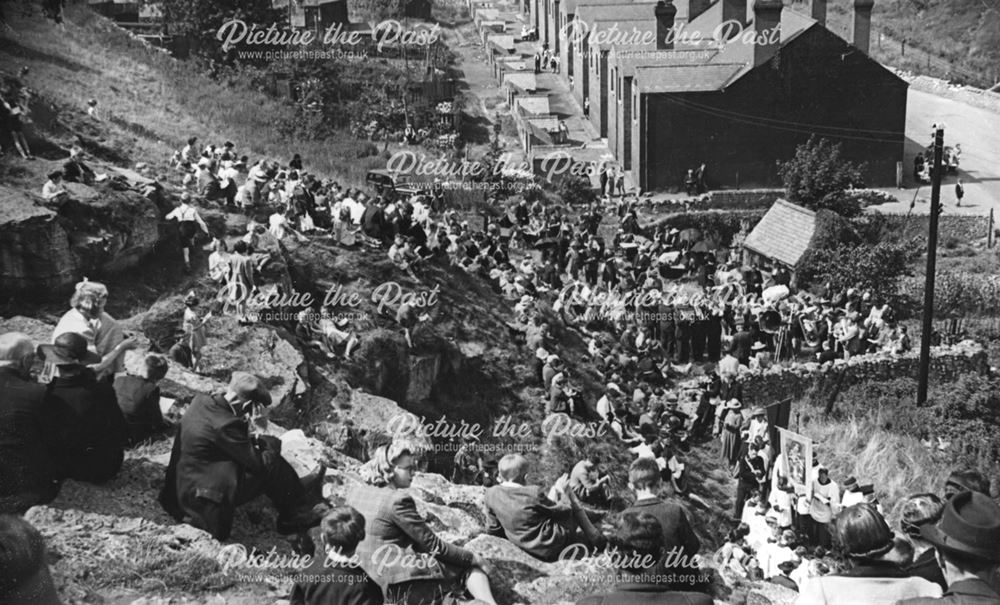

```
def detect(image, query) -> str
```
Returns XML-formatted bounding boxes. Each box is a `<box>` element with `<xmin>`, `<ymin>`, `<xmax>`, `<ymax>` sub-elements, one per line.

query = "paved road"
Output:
<box><xmin>869</xmin><ymin>89</ymin><xmax>1000</xmax><ymax>216</ymax></box>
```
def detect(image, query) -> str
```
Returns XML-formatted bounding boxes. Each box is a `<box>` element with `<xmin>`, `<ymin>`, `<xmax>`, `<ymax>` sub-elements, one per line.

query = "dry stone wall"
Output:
<box><xmin>735</xmin><ymin>341</ymin><xmax>988</xmax><ymax>407</ymax></box>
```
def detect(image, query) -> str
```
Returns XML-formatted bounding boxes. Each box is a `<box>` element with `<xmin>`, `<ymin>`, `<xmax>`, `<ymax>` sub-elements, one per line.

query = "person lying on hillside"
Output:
<box><xmin>296</xmin><ymin>309</ymin><xmax>360</xmax><ymax>360</ymax></box>
<box><xmin>484</xmin><ymin>453</ymin><xmax>605</xmax><ymax>562</ymax></box>
<box><xmin>41</xmin><ymin>170</ymin><xmax>68</xmax><ymax>202</ymax></box>
<box><xmin>62</xmin><ymin>146</ymin><xmax>95</xmax><ymax>184</ymax></box>
<box><xmin>113</xmin><ymin>354</ymin><xmax>170</xmax><ymax>446</ymax></box>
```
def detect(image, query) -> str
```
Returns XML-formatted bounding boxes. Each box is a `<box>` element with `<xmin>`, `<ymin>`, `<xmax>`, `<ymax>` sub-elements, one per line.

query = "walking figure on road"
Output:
<box><xmin>955</xmin><ymin>179</ymin><xmax>964</xmax><ymax>207</ymax></box>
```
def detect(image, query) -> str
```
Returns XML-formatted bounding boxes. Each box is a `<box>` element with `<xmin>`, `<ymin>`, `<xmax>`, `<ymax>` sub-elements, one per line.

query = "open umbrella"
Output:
<box><xmin>679</xmin><ymin>228</ymin><xmax>701</xmax><ymax>243</ymax></box>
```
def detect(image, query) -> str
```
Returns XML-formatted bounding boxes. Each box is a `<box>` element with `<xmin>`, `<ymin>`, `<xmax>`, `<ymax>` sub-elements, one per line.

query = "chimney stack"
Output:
<box><xmin>852</xmin><ymin>0</ymin><xmax>875</xmax><ymax>54</ymax></box>
<box><xmin>655</xmin><ymin>0</ymin><xmax>678</xmax><ymax>50</ymax></box>
<box><xmin>811</xmin><ymin>0</ymin><xmax>826</xmax><ymax>26</ymax></box>
<box><xmin>689</xmin><ymin>0</ymin><xmax>712</xmax><ymax>22</ymax></box>
<box><xmin>720</xmin><ymin>0</ymin><xmax>747</xmax><ymax>40</ymax></box>
<box><xmin>753</xmin><ymin>0</ymin><xmax>783</xmax><ymax>66</ymax></box>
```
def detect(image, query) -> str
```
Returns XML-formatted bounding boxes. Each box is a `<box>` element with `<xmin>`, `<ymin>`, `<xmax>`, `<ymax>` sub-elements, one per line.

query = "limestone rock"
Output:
<box><xmin>0</xmin><ymin>182</ymin><xmax>161</xmax><ymax>296</ymax></box>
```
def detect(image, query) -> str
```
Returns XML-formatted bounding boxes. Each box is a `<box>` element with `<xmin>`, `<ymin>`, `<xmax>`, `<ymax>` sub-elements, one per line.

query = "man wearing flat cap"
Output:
<box><xmin>0</xmin><ymin>333</ymin><xmax>61</xmax><ymax>513</ymax></box>
<box><xmin>898</xmin><ymin>491</ymin><xmax>1000</xmax><ymax>604</ymax></box>
<box><xmin>159</xmin><ymin>372</ymin><xmax>327</xmax><ymax>540</ymax></box>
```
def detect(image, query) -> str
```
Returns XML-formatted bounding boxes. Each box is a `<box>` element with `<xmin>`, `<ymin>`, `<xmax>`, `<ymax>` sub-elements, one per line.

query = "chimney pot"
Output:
<box><xmin>655</xmin><ymin>1</ymin><xmax>678</xmax><ymax>50</ymax></box>
<box><xmin>721</xmin><ymin>0</ymin><xmax>748</xmax><ymax>39</ymax></box>
<box><xmin>753</xmin><ymin>0</ymin><xmax>783</xmax><ymax>67</ymax></box>
<box><xmin>852</xmin><ymin>0</ymin><xmax>875</xmax><ymax>54</ymax></box>
<box><xmin>811</xmin><ymin>0</ymin><xmax>827</xmax><ymax>26</ymax></box>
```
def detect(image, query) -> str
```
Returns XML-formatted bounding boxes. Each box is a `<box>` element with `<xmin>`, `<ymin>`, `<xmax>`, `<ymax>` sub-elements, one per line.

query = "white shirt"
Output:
<box><xmin>166</xmin><ymin>203</ymin><xmax>206</xmax><ymax>231</ymax></box>
<box><xmin>596</xmin><ymin>395</ymin><xmax>611</xmax><ymax>420</ymax></box>
<box><xmin>809</xmin><ymin>479</ymin><xmax>840</xmax><ymax>523</ymax></box>
<box><xmin>42</xmin><ymin>180</ymin><xmax>65</xmax><ymax>199</ymax></box>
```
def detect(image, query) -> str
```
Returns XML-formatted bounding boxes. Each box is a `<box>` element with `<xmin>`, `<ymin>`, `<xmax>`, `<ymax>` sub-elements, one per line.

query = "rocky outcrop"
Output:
<box><xmin>0</xmin><ymin>181</ymin><xmax>162</xmax><ymax>297</ymax></box>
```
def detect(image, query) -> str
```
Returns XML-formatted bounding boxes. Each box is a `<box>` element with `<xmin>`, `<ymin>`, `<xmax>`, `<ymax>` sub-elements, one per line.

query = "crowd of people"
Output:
<box><xmin>3</xmin><ymin>120</ymin><xmax>1000</xmax><ymax>605</ymax></box>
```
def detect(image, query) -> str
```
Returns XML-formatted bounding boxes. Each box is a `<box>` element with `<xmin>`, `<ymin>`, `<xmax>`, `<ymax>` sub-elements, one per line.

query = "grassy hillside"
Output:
<box><xmin>0</xmin><ymin>3</ymin><xmax>380</xmax><ymax>185</ymax></box>
<box><xmin>808</xmin><ymin>0</ymin><xmax>1000</xmax><ymax>88</ymax></box>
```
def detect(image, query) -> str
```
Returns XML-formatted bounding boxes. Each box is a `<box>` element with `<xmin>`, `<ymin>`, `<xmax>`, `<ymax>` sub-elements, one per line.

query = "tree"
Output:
<box><xmin>556</xmin><ymin>175</ymin><xmax>597</xmax><ymax>206</ymax></box>
<box><xmin>798</xmin><ymin>240</ymin><xmax>919</xmax><ymax>307</ymax></box>
<box><xmin>778</xmin><ymin>136</ymin><xmax>867</xmax><ymax>217</ymax></box>
<box><xmin>352</xmin><ymin>0</ymin><xmax>406</xmax><ymax>21</ymax></box>
<box><xmin>160</xmin><ymin>0</ymin><xmax>280</xmax><ymax>63</ymax></box>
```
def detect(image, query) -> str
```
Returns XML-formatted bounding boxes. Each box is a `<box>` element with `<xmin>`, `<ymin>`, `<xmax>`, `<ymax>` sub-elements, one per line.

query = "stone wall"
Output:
<box><xmin>876</xmin><ymin>214</ymin><xmax>992</xmax><ymax>245</ymax></box>
<box><xmin>735</xmin><ymin>341</ymin><xmax>988</xmax><ymax>407</ymax></box>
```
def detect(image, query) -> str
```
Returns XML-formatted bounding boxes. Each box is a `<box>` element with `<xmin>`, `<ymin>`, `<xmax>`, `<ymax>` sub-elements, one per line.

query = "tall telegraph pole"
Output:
<box><xmin>917</xmin><ymin>127</ymin><xmax>945</xmax><ymax>405</ymax></box>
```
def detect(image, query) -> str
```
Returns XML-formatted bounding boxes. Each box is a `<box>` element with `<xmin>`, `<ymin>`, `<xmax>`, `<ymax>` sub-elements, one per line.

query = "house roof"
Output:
<box><xmin>505</xmin><ymin>72</ymin><xmax>539</xmax><ymax>92</ymax></box>
<box><xmin>272</xmin><ymin>0</ymin><xmax>342</xmax><ymax>7</ymax></box>
<box><xmin>516</xmin><ymin>96</ymin><xmax>552</xmax><ymax>116</ymax></box>
<box><xmin>611</xmin><ymin>46</ymin><xmax>721</xmax><ymax>74</ymax></box>
<box><xmin>563</xmin><ymin>0</ymin><xmax>663</xmax><ymax>16</ymax></box>
<box><xmin>634</xmin><ymin>62</ymin><xmax>744</xmax><ymax>92</ymax></box>
<box><xmin>742</xmin><ymin>199</ymin><xmax>817</xmax><ymax>268</ymax></box>
<box><xmin>631</xmin><ymin>6</ymin><xmax>820</xmax><ymax>94</ymax></box>
<box><xmin>590</xmin><ymin>20</ymin><xmax>657</xmax><ymax>49</ymax></box>
<box><xmin>575</xmin><ymin>1</ymin><xmax>659</xmax><ymax>23</ymax></box>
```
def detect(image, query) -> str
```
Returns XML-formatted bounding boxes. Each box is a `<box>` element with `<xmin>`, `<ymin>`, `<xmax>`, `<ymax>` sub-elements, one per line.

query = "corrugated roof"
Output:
<box><xmin>743</xmin><ymin>199</ymin><xmax>817</xmax><ymax>267</ymax></box>
<box><xmin>634</xmin><ymin>62</ymin><xmax>743</xmax><ymax>92</ymax></box>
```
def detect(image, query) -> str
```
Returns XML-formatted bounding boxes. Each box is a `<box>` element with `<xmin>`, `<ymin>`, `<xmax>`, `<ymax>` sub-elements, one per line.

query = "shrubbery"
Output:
<box><xmin>778</xmin><ymin>136</ymin><xmax>867</xmax><ymax>217</ymax></box>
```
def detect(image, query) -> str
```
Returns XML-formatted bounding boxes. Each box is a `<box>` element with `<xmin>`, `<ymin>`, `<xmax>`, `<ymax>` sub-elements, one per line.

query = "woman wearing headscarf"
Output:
<box><xmin>47</xmin><ymin>280</ymin><xmax>137</xmax><ymax>383</ymax></box>
<box><xmin>355</xmin><ymin>442</ymin><xmax>498</xmax><ymax>605</ymax></box>
<box><xmin>795</xmin><ymin>504</ymin><xmax>941</xmax><ymax>604</ymax></box>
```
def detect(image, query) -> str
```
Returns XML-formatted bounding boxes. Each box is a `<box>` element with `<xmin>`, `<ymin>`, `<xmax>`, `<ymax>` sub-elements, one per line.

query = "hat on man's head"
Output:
<box><xmin>750</xmin><ymin>406</ymin><xmax>766</xmax><ymax>417</ymax></box>
<box><xmin>726</xmin><ymin>399</ymin><xmax>742</xmax><ymax>410</ymax></box>
<box><xmin>38</xmin><ymin>332</ymin><xmax>101</xmax><ymax>366</ymax></box>
<box><xmin>228</xmin><ymin>371</ymin><xmax>272</xmax><ymax>406</ymax></box>
<box><xmin>751</xmin><ymin>341</ymin><xmax>767</xmax><ymax>352</ymax></box>
<box><xmin>920</xmin><ymin>491</ymin><xmax>1000</xmax><ymax>563</ymax></box>
<box><xmin>843</xmin><ymin>477</ymin><xmax>859</xmax><ymax>491</ymax></box>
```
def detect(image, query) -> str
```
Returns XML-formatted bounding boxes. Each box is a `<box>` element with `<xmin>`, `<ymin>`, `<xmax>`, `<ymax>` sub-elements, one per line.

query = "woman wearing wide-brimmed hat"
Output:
<box><xmin>796</xmin><ymin>504</ymin><xmax>942</xmax><ymax>604</ymax></box>
<box><xmin>40</xmin><ymin>332</ymin><xmax>127</xmax><ymax>484</ymax></box>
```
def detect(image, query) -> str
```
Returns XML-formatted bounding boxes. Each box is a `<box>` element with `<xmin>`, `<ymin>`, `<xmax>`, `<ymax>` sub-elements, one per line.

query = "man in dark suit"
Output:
<box><xmin>898</xmin><ymin>491</ymin><xmax>1000</xmax><ymax>604</ymax></box>
<box><xmin>623</xmin><ymin>458</ymin><xmax>702</xmax><ymax>591</ymax></box>
<box><xmin>0</xmin><ymin>333</ymin><xmax>61</xmax><ymax>514</ymax></box>
<box><xmin>730</xmin><ymin>326</ymin><xmax>753</xmax><ymax>367</ymax></box>
<box><xmin>159</xmin><ymin>372</ymin><xmax>326</xmax><ymax>541</ymax></box>
<box><xmin>485</xmin><ymin>454</ymin><xmax>605</xmax><ymax>562</ymax></box>
<box><xmin>575</xmin><ymin>512</ymin><xmax>713</xmax><ymax>605</ymax></box>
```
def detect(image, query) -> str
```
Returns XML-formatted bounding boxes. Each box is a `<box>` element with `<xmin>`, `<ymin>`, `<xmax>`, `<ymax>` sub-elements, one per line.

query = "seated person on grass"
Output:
<box><xmin>113</xmin><ymin>354</ymin><xmax>170</xmax><ymax>446</ymax></box>
<box><xmin>484</xmin><ymin>453</ymin><xmax>605</xmax><ymax>562</ymax></box>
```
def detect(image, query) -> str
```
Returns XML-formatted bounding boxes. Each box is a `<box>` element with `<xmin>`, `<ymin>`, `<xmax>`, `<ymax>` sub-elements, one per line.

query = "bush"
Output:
<box><xmin>778</xmin><ymin>136</ymin><xmax>867</xmax><ymax>216</ymax></box>
<box><xmin>555</xmin><ymin>175</ymin><xmax>598</xmax><ymax>207</ymax></box>
<box><xmin>797</xmin><ymin>240</ymin><xmax>920</xmax><ymax>305</ymax></box>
